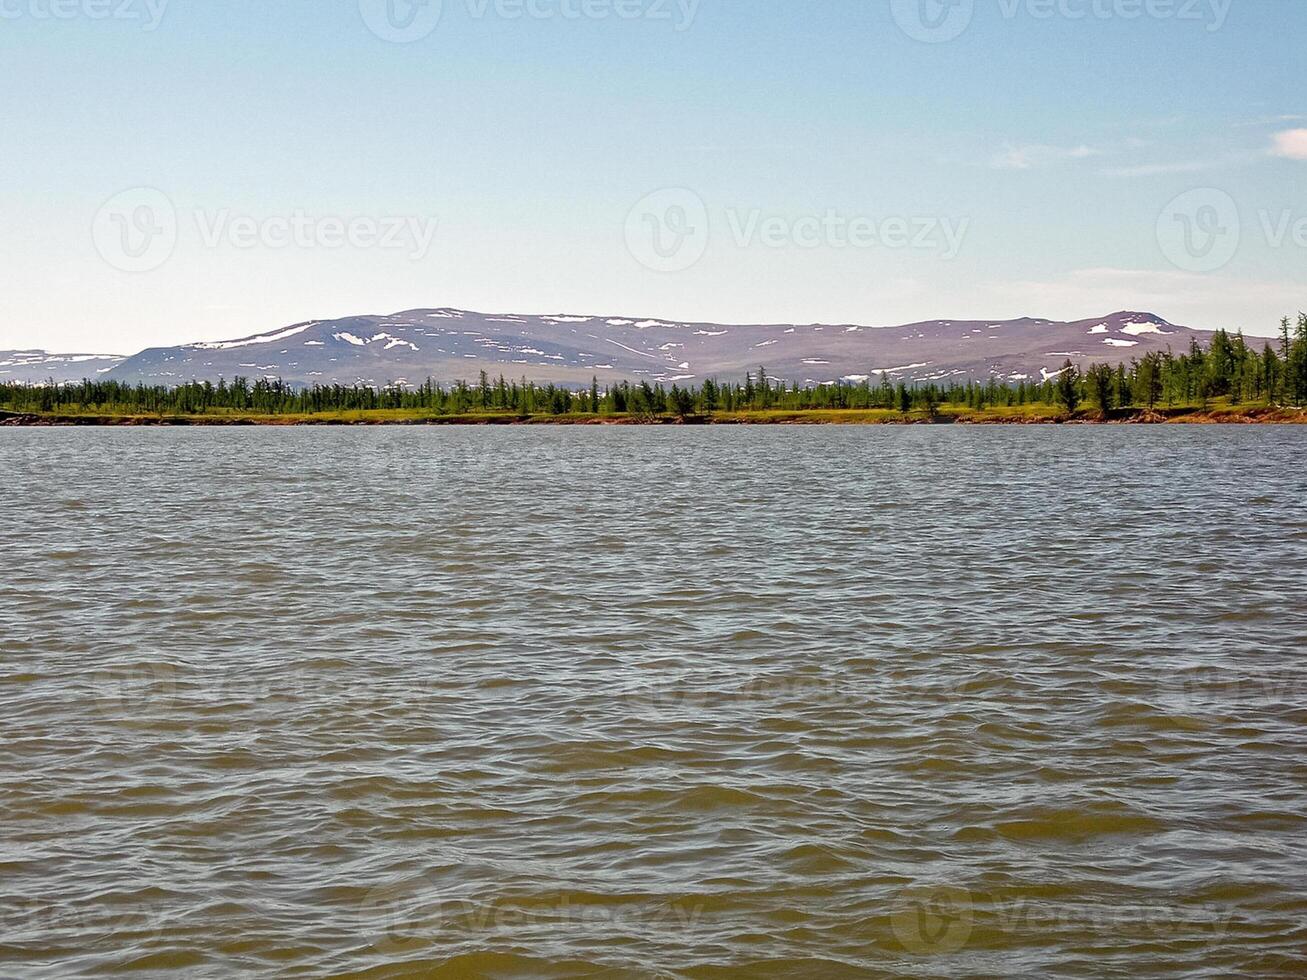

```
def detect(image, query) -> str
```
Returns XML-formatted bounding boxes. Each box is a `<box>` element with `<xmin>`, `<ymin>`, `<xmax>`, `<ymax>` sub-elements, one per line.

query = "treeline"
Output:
<box><xmin>1055</xmin><ymin>315</ymin><xmax>1307</xmax><ymax>414</ymax></box>
<box><xmin>4</xmin><ymin>317</ymin><xmax>1305</xmax><ymax>418</ymax></box>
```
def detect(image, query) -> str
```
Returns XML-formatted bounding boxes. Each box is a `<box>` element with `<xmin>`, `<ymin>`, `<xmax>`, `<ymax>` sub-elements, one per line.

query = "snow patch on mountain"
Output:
<box><xmin>1122</xmin><ymin>322</ymin><xmax>1172</xmax><ymax>336</ymax></box>
<box><xmin>605</xmin><ymin>338</ymin><xmax>658</xmax><ymax>359</ymax></box>
<box><xmin>874</xmin><ymin>362</ymin><xmax>931</xmax><ymax>374</ymax></box>
<box><xmin>194</xmin><ymin>323</ymin><xmax>317</xmax><ymax>350</ymax></box>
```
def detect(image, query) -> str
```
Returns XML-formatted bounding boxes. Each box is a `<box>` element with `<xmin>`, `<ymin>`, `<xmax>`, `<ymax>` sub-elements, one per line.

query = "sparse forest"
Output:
<box><xmin>4</xmin><ymin>317</ymin><xmax>1306</xmax><ymax>421</ymax></box>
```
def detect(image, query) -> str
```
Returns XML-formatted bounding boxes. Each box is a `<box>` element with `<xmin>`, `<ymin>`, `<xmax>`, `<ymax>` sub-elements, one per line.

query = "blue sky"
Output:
<box><xmin>2</xmin><ymin>0</ymin><xmax>1303</xmax><ymax>352</ymax></box>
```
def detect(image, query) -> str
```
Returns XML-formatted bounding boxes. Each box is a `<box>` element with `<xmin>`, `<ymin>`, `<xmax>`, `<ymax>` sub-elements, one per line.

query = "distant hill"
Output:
<box><xmin>0</xmin><ymin>351</ymin><xmax>126</xmax><ymax>385</ymax></box>
<box><xmin>12</xmin><ymin>309</ymin><xmax>1218</xmax><ymax>388</ymax></box>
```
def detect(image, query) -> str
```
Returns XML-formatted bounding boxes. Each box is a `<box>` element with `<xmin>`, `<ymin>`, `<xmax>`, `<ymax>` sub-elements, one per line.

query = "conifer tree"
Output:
<box><xmin>1056</xmin><ymin>360</ymin><xmax>1080</xmax><ymax>414</ymax></box>
<box><xmin>701</xmin><ymin>377</ymin><xmax>719</xmax><ymax>411</ymax></box>
<box><xmin>1087</xmin><ymin>363</ymin><xmax>1114</xmax><ymax>415</ymax></box>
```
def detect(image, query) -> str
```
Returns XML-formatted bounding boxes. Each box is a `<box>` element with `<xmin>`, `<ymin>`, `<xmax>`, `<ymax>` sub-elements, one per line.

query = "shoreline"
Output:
<box><xmin>4</xmin><ymin>406</ymin><xmax>1306</xmax><ymax>427</ymax></box>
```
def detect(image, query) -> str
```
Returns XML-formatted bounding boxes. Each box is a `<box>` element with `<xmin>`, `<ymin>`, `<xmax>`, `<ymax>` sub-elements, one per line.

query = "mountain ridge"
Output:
<box><xmin>5</xmin><ymin>308</ymin><xmax>1218</xmax><ymax>388</ymax></box>
<box><xmin>0</xmin><ymin>350</ymin><xmax>127</xmax><ymax>384</ymax></box>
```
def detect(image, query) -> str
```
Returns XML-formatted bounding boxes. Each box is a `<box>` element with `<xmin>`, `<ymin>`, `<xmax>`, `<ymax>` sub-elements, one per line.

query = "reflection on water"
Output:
<box><xmin>2</xmin><ymin>427</ymin><xmax>1306</xmax><ymax>977</ymax></box>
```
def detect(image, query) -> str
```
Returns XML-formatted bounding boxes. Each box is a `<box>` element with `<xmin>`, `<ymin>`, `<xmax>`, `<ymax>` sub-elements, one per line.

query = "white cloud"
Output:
<box><xmin>991</xmin><ymin>143</ymin><xmax>1099</xmax><ymax>171</ymax></box>
<box><xmin>1100</xmin><ymin>157</ymin><xmax>1234</xmax><ymax>178</ymax></box>
<box><xmin>1271</xmin><ymin>129</ymin><xmax>1307</xmax><ymax>161</ymax></box>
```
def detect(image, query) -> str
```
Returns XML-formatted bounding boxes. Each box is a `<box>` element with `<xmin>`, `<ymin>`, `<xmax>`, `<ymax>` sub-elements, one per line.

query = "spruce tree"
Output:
<box><xmin>1056</xmin><ymin>360</ymin><xmax>1080</xmax><ymax>414</ymax></box>
<box><xmin>1087</xmin><ymin>363</ymin><xmax>1114</xmax><ymax>415</ymax></box>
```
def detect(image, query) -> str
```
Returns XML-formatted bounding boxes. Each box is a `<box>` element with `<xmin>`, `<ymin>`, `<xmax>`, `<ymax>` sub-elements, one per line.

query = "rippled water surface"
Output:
<box><xmin>3</xmin><ymin>427</ymin><xmax>1307</xmax><ymax>978</ymax></box>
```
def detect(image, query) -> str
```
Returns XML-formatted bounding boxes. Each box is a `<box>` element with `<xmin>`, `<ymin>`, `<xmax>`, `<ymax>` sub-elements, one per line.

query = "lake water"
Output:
<box><xmin>2</xmin><ymin>427</ymin><xmax>1306</xmax><ymax>978</ymax></box>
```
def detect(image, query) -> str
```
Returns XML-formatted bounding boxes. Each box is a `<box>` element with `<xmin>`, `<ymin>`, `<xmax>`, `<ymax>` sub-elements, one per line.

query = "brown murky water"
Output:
<box><xmin>2</xmin><ymin>427</ymin><xmax>1306</xmax><ymax>977</ymax></box>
